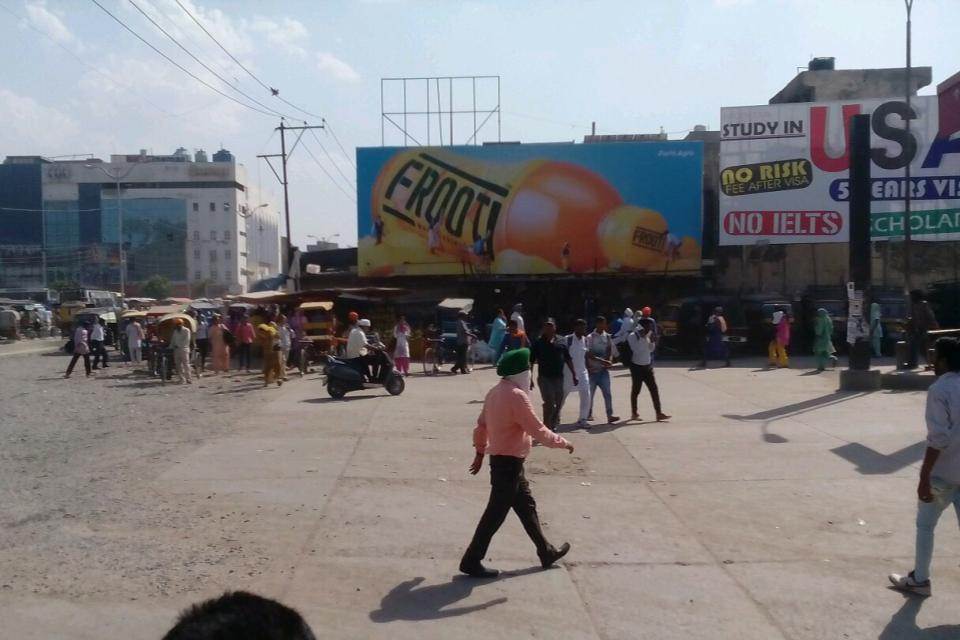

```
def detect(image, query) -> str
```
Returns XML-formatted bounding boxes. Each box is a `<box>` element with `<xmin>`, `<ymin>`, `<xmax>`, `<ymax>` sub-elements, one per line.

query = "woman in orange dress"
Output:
<box><xmin>209</xmin><ymin>314</ymin><xmax>231</xmax><ymax>372</ymax></box>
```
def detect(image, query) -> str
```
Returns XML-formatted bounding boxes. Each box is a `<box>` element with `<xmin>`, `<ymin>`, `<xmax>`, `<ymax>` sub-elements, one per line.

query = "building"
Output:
<box><xmin>0</xmin><ymin>149</ymin><xmax>281</xmax><ymax>296</ymax></box>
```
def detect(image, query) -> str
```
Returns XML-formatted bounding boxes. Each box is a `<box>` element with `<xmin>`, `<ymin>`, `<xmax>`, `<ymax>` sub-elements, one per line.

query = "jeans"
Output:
<box><xmin>914</xmin><ymin>476</ymin><xmax>960</xmax><ymax>582</ymax></box>
<box><xmin>462</xmin><ymin>455</ymin><xmax>553</xmax><ymax>565</ymax></box>
<box><xmin>196</xmin><ymin>338</ymin><xmax>210</xmax><ymax>371</ymax></box>
<box><xmin>589</xmin><ymin>368</ymin><xmax>614</xmax><ymax>418</ymax></box>
<box><xmin>564</xmin><ymin>369</ymin><xmax>590</xmax><ymax>422</ymax></box>
<box><xmin>91</xmin><ymin>340</ymin><xmax>108</xmax><ymax>368</ymax></box>
<box><xmin>629</xmin><ymin>363</ymin><xmax>662</xmax><ymax>416</ymax></box>
<box><xmin>537</xmin><ymin>375</ymin><xmax>565</xmax><ymax>429</ymax></box>
<box><xmin>237</xmin><ymin>343</ymin><xmax>252</xmax><ymax>370</ymax></box>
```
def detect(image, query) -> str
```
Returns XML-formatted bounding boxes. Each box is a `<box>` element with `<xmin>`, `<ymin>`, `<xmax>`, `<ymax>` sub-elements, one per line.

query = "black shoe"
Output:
<box><xmin>459</xmin><ymin>561</ymin><xmax>499</xmax><ymax>578</ymax></box>
<box><xmin>539</xmin><ymin>542</ymin><xmax>571</xmax><ymax>569</ymax></box>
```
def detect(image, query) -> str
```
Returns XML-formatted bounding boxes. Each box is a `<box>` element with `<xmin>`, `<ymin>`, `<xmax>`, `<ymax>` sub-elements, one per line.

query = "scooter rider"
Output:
<box><xmin>358</xmin><ymin>318</ymin><xmax>385</xmax><ymax>381</ymax></box>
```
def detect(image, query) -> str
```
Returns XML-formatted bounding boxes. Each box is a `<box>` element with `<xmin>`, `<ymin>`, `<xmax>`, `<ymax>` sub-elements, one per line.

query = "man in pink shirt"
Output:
<box><xmin>235</xmin><ymin>315</ymin><xmax>256</xmax><ymax>372</ymax></box>
<box><xmin>460</xmin><ymin>348</ymin><xmax>575</xmax><ymax>578</ymax></box>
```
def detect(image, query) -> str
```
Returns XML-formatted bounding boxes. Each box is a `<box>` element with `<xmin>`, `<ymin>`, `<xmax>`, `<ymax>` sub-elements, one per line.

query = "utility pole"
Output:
<box><xmin>257</xmin><ymin>119</ymin><xmax>324</xmax><ymax>291</ymax></box>
<box><xmin>903</xmin><ymin>0</ymin><xmax>914</xmax><ymax>295</ymax></box>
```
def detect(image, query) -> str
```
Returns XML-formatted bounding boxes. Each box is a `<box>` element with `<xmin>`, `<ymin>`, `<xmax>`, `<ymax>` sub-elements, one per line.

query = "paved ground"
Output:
<box><xmin>2</xmin><ymin>348</ymin><xmax>959</xmax><ymax>639</ymax></box>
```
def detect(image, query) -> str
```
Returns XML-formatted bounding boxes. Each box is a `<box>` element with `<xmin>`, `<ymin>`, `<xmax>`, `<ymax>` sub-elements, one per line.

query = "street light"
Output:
<box><xmin>85</xmin><ymin>163</ymin><xmax>141</xmax><ymax>297</ymax></box>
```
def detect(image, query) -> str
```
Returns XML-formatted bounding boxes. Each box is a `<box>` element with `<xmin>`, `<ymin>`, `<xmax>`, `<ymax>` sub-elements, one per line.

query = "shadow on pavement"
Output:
<box><xmin>878</xmin><ymin>596</ymin><xmax>960</xmax><ymax>639</ymax></box>
<box><xmin>723</xmin><ymin>391</ymin><xmax>871</xmax><ymax>422</ymax></box>
<box><xmin>300</xmin><ymin>395</ymin><xmax>380</xmax><ymax>403</ymax></box>
<box><xmin>831</xmin><ymin>441</ymin><xmax>926</xmax><ymax>475</ymax></box>
<box><xmin>369</xmin><ymin>567</ymin><xmax>540</xmax><ymax>622</ymax></box>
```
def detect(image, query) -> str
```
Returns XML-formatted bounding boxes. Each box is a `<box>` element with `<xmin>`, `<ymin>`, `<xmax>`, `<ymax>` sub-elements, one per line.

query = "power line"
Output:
<box><xmin>309</xmin><ymin>127</ymin><xmax>355</xmax><ymax>188</ymax></box>
<box><xmin>172</xmin><ymin>0</ymin><xmax>323</xmax><ymax>121</ymax></box>
<box><xmin>298</xmin><ymin>139</ymin><xmax>356</xmax><ymax>204</ymax></box>
<box><xmin>322</xmin><ymin>119</ymin><xmax>357</xmax><ymax>170</ymax></box>
<box><xmin>89</xmin><ymin>0</ymin><xmax>279</xmax><ymax>118</ymax></box>
<box><xmin>126</xmin><ymin>0</ymin><xmax>288</xmax><ymax>119</ymax></box>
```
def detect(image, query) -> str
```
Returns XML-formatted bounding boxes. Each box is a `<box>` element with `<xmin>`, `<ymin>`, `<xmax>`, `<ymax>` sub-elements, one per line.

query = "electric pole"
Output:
<box><xmin>257</xmin><ymin>119</ymin><xmax>324</xmax><ymax>291</ymax></box>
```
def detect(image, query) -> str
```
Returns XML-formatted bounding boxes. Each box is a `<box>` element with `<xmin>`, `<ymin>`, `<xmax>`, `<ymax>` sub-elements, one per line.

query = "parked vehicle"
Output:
<box><xmin>657</xmin><ymin>295</ymin><xmax>747</xmax><ymax>357</ymax></box>
<box><xmin>297</xmin><ymin>300</ymin><xmax>336</xmax><ymax>375</ymax></box>
<box><xmin>325</xmin><ymin>348</ymin><xmax>404</xmax><ymax>399</ymax></box>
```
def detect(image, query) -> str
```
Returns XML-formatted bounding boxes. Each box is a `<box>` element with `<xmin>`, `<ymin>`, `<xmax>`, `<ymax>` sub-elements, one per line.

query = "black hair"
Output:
<box><xmin>595</xmin><ymin>315</ymin><xmax>606</xmax><ymax>324</ymax></box>
<box><xmin>574</xmin><ymin>318</ymin><xmax>587</xmax><ymax>326</ymax></box>
<box><xmin>638</xmin><ymin>317</ymin><xmax>655</xmax><ymax>331</ymax></box>
<box><xmin>162</xmin><ymin>591</ymin><xmax>315</xmax><ymax>640</ymax></box>
<box><xmin>934</xmin><ymin>337</ymin><xmax>960</xmax><ymax>372</ymax></box>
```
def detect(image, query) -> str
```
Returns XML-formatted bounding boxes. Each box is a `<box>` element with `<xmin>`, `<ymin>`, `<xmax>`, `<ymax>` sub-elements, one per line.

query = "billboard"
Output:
<box><xmin>719</xmin><ymin>94</ymin><xmax>960</xmax><ymax>245</ymax></box>
<box><xmin>357</xmin><ymin>142</ymin><xmax>703</xmax><ymax>277</ymax></box>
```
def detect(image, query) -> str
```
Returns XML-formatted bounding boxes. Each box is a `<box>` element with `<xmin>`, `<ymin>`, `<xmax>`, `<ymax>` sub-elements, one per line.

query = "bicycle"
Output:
<box><xmin>421</xmin><ymin>337</ymin><xmax>445</xmax><ymax>376</ymax></box>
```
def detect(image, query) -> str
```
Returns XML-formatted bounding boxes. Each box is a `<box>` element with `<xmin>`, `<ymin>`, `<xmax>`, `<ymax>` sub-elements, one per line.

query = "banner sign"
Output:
<box><xmin>357</xmin><ymin>141</ymin><xmax>703</xmax><ymax>276</ymax></box>
<box><xmin>719</xmin><ymin>93</ymin><xmax>960</xmax><ymax>245</ymax></box>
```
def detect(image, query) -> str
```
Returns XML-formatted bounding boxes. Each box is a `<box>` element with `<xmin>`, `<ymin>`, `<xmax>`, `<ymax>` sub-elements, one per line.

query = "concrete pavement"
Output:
<box><xmin>5</xmin><ymin>356</ymin><xmax>960</xmax><ymax>639</ymax></box>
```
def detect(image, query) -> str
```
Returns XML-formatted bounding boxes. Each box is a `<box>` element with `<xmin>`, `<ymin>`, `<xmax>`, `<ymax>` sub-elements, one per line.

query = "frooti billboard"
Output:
<box><xmin>357</xmin><ymin>142</ymin><xmax>702</xmax><ymax>276</ymax></box>
<box><xmin>719</xmin><ymin>94</ymin><xmax>960</xmax><ymax>245</ymax></box>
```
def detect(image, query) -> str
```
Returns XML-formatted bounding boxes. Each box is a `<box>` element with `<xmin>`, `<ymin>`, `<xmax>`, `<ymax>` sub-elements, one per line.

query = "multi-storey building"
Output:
<box><xmin>0</xmin><ymin>148</ymin><xmax>281</xmax><ymax>296</ymax></box>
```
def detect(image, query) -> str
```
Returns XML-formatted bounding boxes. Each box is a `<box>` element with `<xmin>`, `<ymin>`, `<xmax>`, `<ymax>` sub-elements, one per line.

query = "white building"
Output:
<box><xmin>31</xmin><ymin>148</ymin><xmax>281</xmax><ymax>296</ymax></box>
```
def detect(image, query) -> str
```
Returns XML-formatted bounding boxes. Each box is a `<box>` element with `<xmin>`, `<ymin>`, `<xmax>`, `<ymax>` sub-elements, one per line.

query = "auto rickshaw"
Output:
<box><xmin>71</xmin><ymin>307</ymin><xmax>117</xmax><ymax>348</ymax></box>
<box><xmin>147</xmin><ymin>312</ymin><xmax>198</xmax><ymax>383</ymax></box>
<box><xmin>295</xmin><ymin>300</ymin><xmax>336</xmax><ymax>375</ymax></box>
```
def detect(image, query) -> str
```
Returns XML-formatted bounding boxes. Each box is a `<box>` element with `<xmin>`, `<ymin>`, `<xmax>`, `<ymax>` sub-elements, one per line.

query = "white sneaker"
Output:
<box><xmin>888</xmin><ymin>571</ymin><xmax>931</xmax><ymax>597</ymax></box>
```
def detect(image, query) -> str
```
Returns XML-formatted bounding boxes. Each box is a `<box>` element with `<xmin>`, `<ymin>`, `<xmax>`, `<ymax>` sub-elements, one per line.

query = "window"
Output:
<box><xmin>210</xmin><ymin>269</ymin><xmax>218</xmax><ymax>281</ymax></box>
<box><xmin>240</xmin><ymin>251</ymin><xmax>247</xmax><ymax>257</ymax></box>
<box><xmin>239</xmin><ymin>231</ymin><xmax>247</xmax><ymax>237</ymax></box>
<box><xmin>194</xmin><ymin>270</ymin><xmax>202</xmax><ymax>281</ymax></box>
<box><xmin>225</xmin><ymin>249</ymin><xmax>232</xmax><ymax>260</ymax></box>
<box><xmin>193</xmin><ymin>230</ymin><xmax>199</xmax><ymax>241</ymax></box>
<box><xmin>224</xmin><ymin>229</ymin><xmax>231</xmax><ymax>241</ymax></box>
<box><xmin>192</xmin><ymin>202</ymin><xmax>199</xmax><ymax>212</ymax></box>
<box><xmin>193</xmin><ymin>248</ymin><xmax>200</xmax><ymax>259</ymax></box>
<box><xmin>210</xmin><ymin>230</ymin><xmax>216</xmax><ymax>240</ymax></box>
<box><xmin>225</xmin><ymin>270</ymin><xmax>232</xmax><ymax>282</ymax></box>
<box><xmin>223</xmin><ymin>202</ymin><xmax>230</xmax><ymax>211</ymax></box>
<box><xmin>209</xmin><ymin>202</ymin><xmax>215</xmax><ymax>212</ymax></box>
<box><xmin>209</xmin><ymin>249</ymin><xmax>217</xmax><ymax>261</ymax></box>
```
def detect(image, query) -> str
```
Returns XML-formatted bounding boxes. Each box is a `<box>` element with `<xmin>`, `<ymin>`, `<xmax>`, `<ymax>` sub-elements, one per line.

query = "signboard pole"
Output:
<box><xmin>848</xmin><ymin>114</ymin><xmax>872</xmax><ymax>372</ymax></box>
<box><xmin>903</xmin><ymin>0</ymin><xmax>915</xmax><ymax>293</ymax></box>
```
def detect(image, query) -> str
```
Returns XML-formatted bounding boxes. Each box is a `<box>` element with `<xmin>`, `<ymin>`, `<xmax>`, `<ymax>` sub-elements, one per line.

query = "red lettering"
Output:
<box><xmin>809</xmin><ymin>104</ymin><xmax>861</xmax><ymax>172</ymax></box>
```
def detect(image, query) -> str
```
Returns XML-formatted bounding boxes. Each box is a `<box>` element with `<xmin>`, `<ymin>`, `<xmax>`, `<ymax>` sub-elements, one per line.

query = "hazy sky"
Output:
<box><xmin>1</xmin><ymin>0</ymin><xmax>957</xmax><ymax>247</ymax></box>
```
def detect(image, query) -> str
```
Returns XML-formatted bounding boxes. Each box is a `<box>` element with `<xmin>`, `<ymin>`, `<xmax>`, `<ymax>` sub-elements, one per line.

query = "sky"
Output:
<box><xmin>0</xmin><ymin>0</ymin><xmax>957</xmax><ymax>248</ymax></box>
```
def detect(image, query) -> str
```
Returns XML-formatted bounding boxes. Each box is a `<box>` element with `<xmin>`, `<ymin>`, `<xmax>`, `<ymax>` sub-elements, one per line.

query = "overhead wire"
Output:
<box><xmin>297</xmin><ymin>139</ymin><xmax>356</xmax><ymax>204</ymax></box>
<box><xmin>88</xmin><ymin>0</ymin><xmax>279</xmax><ymax>118</ymax></box>
<box><xmin>308</xmin><ymin>127</ymin><xmax>355</xmax><ymax>188</ymax></box>
<box><xmin>126</xmin><ymin>0</ymin><xmax>289</xmax><ymax>119</ymax></box>
<box><xmin>322</xmin><ymin>120</ymin><xmax>357</xmax><ymax>170</ymax></box>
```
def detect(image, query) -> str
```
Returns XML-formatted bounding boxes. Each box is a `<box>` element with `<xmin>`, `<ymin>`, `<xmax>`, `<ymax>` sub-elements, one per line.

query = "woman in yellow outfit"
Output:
<box><xmin>257</xmin><ymin>318</ymin><xmax>281</xmax><ymax>387</ymax></box>
<box><xmin>768</xmin><ymin>310</ymin><xmax>791</xmax><ymax>368</ymax></box>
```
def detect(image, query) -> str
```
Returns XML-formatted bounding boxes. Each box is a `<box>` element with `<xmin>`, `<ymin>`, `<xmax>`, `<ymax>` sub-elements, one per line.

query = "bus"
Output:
<box><xmin>0</xmin><ymin>288</ymin><xmax>59</xmax><ymax>306</ymax></box>
<box><xmin>60</xmin><ymin>288</ymin><xmax>121</xmax><ymax>310</ymax></box>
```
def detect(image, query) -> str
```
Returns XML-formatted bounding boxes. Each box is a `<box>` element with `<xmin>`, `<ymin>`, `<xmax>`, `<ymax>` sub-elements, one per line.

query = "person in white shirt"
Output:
<box><xmin>90</xmin><ymin>318</ymin><xmax>109</xmax><ymax>369</ymax></box>
<box><xmin>613</xmin><ymin>308</ymin><xmax>635</xmax><ymax>346</ymax></box>
<box><xmin>195</xmin><ymin>315</ymin><xmax>210</xmax><ymax>374</ymax></box>
<box><xmin>510</xmin><ymin>303</ymin><xmax>525</xmax><ymax>333</ymax></box>
<box><xmin>889</xmin><ymin>337</ymin><xmax>960</xmax><ymax>597</ymax></box>
<box><xmin>626</xmin><ymin>318</ymin><xmax>669</xmax><ymax>422</ymax></box>
<box><xmin>586</xmin><ymin>316</ymin><xmax>619</xmax><ymax>425</ymax></box>
<box><xmin>563</xmin><ymin>319</ymin><xmax>591</xmax><ymax>428</ymax></box>
<box><xmin>169</xmin><ymin>319</ymin><xmax>193</xmax><ymax>384</ymax></box>
<box><xmin>345</xmin><ymin>317</ymin><xmax>368</xmax><ymax>359</ymax></box>
<box><xmin>125</xmin><ymin>318</ymin><xmax>145</xmax><ymax>364</ymax></box>
<box><xmin>277</xmin><ymin>314</ymin><xmax>293</xmax><ymax>381</ymax></box>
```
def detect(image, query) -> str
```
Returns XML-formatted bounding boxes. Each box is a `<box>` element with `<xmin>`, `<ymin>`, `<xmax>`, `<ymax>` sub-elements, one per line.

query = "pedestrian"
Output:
<box><xmin>452</xmin><ymin>310</ymin><xmax>475</xmax><ymax>374</ymax></box>
<box><xmin>510</xmin><ymin>303</ymin><xmax>525</xmax><ymax>333</ymax></box>
<box><xmin>627</xmin><ymin>317</ymin><xmax>670</xmax><ymax>421</ymax></box>
<box><xmin>768</xmin><ymin>310</ymin><xmax>790</xmax><ymax>368</ymax></box>
<box><xmin>530</xmin><ymin>319</ymin><xmax>577</xmax><ymax>430</ymax></box>
<box><xmin>195</xmin><ymin>315</ymin><xmax>210</xmax><ymax>375</ymax></box>
<box><xmin>209</xmin><ymin>314</ymin><xmax>231</xmax><ymax>373</ymax></box>
<box><xmin>870</xmin><ymin>302</ymin><xmax>884</xmax><ymax>358</ymax></box>
<box><xmin>496</xmin><ymin>318</ymin><xmax>529</xmax><ymax>362</ymax></box>
<box><xmin>64</xmin><ymin>322</ymin><xmax>92</xmax><ymax>378</ymax></box>
<box><xmin>170</xmin><ymin>318</ymin><xmax>193</xmax><ymax>384</ymax></box>
<box><xmin>612</xmin><ymin>308</ymin><xmax>635</xmax><ymax>348</ymax></box>
<box><xmin>392</xmin><ymin>314</ymin><xmax>411</xmax><ymax>376</ymax></box>
<box><xmin>235</xmin><ymin>315</ymin><xmax>255</xmax><ymax>372</ymax></box>
<box><xmin>428</xmin><ymin>217</ymin><xmax>441</xmax><ymax>254</ymax></box>
<box><xmin>908</xmin><ymin>290</ymin><xmax>939</xmax><ymax>369</ymax></box>
<box><xmin>488</xmin><ymin>308</ymin><xmax>507</xmax><ymax>358</ymax></box>
<box><xmin>125</xmin><ymin>317</ymin><xmax>145</xmax><ymax>365</ymax></box>
<box><xmin>640</xmin><ymin>306</ymin><xmax>661</xmax><ymax>362</ymax></box>
<box><xmin>888</xmin><ymin>337</ymin><xmax>960</xmax><ymax>597</ymax></box>
<box><xmin>586</xmin><ymin>316</ymin><xmax>619</xmax><ymax>425</ymax></box>
<box><xmin>563</xmin><ymin>319</ymin><xmax>591</xmax><ymax>428</ymax></box>
<box><xmin>258</xmin><ymin>316</ymin><xmax>281</xmax><ymax>387</ymax></box>
<box><xmin>813</xmin><ymin>308</ymin><xmax>838</xmax><ymax>372</ymax></box>
<box><xmin>609</xmin><ymin>310</ymin><xmax>624</xmax><ymax>337</ymax></box>
<box><xmin>460</xmin><ymin>347</ymin><xmax>574</xmax><ymax>578</ymax></box>
<box><xmin>90</xmin><ymin>317</ymin><xmax>109</xmax><ymax>370</ymax></box>
<box><xmin>277</xmin><ymin>314</ymin><xmax>292</xmax><ymax>381</ymax></box>
<box><xmin>700</xmin><ymin>306</ymin><xmax>731</xmax><ymax>368</ymax></box>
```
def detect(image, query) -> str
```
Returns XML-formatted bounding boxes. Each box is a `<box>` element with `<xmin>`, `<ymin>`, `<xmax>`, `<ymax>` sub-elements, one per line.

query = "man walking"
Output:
<box><xmin>460</xmin><ymin>348</ymin><xmax>574</xmax><ymax>578</ymax></box>
<box><xmin>564</xmin><ymin>319</ymin><xmax>591</xmax><ymax>428</ymax></box>
<box><xmin>125</xmin><ymin>317</ymin><xmax>145</xmax><ymax>365</ymax></box>
<box><xmin>586</xmin><ymin>316</ymin><xmax>619</xmax><ymax>425</ymax></box>
<box><xmin>277</xmin><ymin>314</ymin><xmax>292</xmax><ymax>381</ymax></box>
<box><xmin>64</xmin><ymin>321</ymin><xmax>92</xmax><ymax>378</ymax></box>
<box><xmin>530</xmin><ymin>319</ymin><xmax>577</xmax><ymax>430</ymax></box>
<box><xmin>90</xmin><ymin>317</ymin><xmax>109</xmax><ymax>370</ymax></box>
<box><xmin>889</xmin><ymin>337</ymin><xmax>960</xmax><ymax>597</ymax></box>
<box><xmin>908</xmin><ymin>290</ymin><xmax>939</xmax><ymax>370</ymax></box>
<box><xmin>452</xmin><ymin>310</ymin><xmax>475</xmax><ymax>374</ymax></box>
<box><xmin>195</xmin><ymin>315</ymin><xmax>210</xmax><ymax>375</ymax></box>
<box><xmin>170</xmin><ymin>318</ymin><xmax>193</xmax><ymax>384</ymax></box>
<box><xmin>627</xmin><ymin>318</ymin><xmax>670</xmax><ymax>422</ymax></box>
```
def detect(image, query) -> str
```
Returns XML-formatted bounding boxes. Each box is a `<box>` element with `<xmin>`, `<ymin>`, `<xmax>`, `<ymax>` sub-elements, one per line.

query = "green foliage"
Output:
<box><xmin>141</xmin><ymin>275</ymin><xmax>172</xmax><ymax>300</ymax></box>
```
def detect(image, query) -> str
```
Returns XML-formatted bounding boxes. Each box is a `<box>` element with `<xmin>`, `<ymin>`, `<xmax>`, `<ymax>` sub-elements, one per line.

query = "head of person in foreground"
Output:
<box><xmin>162</xmin><ymin>591</ymin><xmax>315</xmax><ymax>640</ymax></box>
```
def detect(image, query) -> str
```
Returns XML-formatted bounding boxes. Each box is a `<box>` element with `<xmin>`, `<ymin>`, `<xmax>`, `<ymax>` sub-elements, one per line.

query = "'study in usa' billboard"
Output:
<box><xmin>356</xmin><ymin>141</ymin><xmax>703</xmax><ymax>277</ymax></box>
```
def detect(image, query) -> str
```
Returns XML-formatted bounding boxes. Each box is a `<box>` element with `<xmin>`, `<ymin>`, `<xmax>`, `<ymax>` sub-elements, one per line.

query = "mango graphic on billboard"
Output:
<box><xmin>356</xmin><ymin>142</ymin><xmax>703</xmax><ymax>277</ymax></box>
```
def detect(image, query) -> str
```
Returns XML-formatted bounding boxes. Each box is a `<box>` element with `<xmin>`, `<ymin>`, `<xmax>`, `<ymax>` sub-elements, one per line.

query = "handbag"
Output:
<box><xmin>75</xmin><ymin>340</ymin><xmax>90</xmax><ymax>355</ymax></box>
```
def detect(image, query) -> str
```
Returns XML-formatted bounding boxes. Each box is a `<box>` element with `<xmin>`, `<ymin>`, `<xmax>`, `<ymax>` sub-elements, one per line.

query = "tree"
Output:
<box><xmin>141</xmin><ymin>275</ymin><xmax>172</xmax><ymax>300</ymax></box>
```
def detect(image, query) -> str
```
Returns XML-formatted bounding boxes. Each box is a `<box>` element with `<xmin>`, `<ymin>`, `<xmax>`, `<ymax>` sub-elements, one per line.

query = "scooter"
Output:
<box><xmin>325</xmin><ymin>347</ymin><xmax>405</xmax><ymax>399</ymax></box>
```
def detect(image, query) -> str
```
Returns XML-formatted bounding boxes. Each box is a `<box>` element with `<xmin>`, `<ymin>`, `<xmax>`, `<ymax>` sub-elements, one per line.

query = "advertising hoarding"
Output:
<box><xmin>719</xmin><ymin>94</ymin><xmax>960</xmax><ymax>245</ymax></box>
<box><xmin>357</xmin><ymin>142</ymin><xmax>702</xmax><ymax>277</ymax></box>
